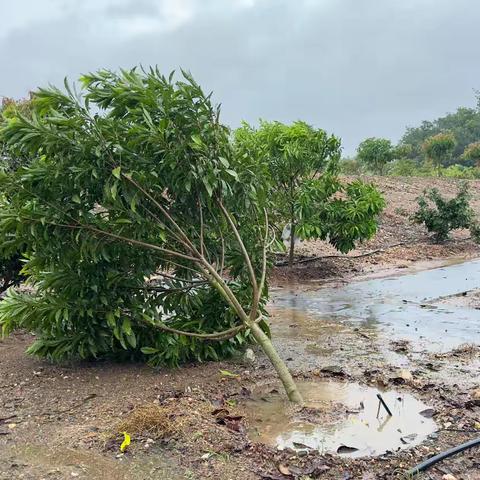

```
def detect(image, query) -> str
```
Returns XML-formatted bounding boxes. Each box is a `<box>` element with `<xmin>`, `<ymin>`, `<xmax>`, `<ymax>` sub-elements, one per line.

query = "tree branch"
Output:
<box><xmin>142</xmin><ymin>314</ymin><xmax>264</xmax><ymax>341</ymax></box>
<box><xmin>217</xmin><ymin>200</ymin><xmax>258</xmax><ymax>295</ymax></box>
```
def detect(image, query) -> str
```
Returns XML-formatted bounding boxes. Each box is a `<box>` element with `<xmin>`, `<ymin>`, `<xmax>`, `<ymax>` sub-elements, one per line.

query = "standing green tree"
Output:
<box><xmin>422</xmin><ymin>132</ymin><xmax>457</xmax><ymax>170</ymax></box>
<box><xmin>0</xmin><ymin>68</ymin><xmax>303</xmax><ymax>403</ymax></box>
<box><xmin>356</xmin><ymin>137</ymin><xmax>395</xmax><ymax>174</ymax></box>
<box><xmin>235</xmin><ymin>121</ymin><xmax>385</xmax><ymax>267</ymax></box>
<box><xmin>462</xmin><ymin>142</ymin><xmax>480</xmax><ymax>167</ymax></box>
<box><xmin>393</xmin><ymin>143</ymin><xmax>413</xmax><ymax>160</ymax></box>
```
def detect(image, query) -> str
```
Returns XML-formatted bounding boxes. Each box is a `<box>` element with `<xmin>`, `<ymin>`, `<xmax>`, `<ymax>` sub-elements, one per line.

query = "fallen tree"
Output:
<box><xmin>0</xmin><ymin>68</ymin><xmax>303</xmax><ymax>403</ymax></box>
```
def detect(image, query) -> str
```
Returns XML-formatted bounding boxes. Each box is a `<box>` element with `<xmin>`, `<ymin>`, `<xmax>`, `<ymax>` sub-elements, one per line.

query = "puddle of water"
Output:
<box><xmin>271</xmin><ymin>259</ymin><xmax>480</xmax><ymax>352</ymax></box>
<box><xmin>269</xmin><ymin>307</ymin><xmax>410</xmax><ymax>371</ymax></box>
<box><xmin>244</xmin><ymin>381</ymin><xmax>436</xmax><ymax>458</ymax></box>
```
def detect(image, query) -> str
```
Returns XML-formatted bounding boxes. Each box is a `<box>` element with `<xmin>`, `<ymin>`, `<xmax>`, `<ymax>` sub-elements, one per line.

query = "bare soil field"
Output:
<box><xmin>1</xmin><ymin>176</ymin><xmax>480</xmax><ymax>480</ymax></box>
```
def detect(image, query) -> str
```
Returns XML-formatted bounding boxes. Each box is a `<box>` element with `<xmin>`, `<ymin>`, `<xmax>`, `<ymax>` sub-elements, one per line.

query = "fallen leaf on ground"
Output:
<box><xmin>218</xmin><ymin>369</ymin><xmax>239</xmax><ymax>378</ymax></box>
<box><xmin>419</xmin><ymin>408</ymin><xmax>436</xmax><ymax>418</ymax></box>
<box><xmin>337</xmin><ymin>445</ymin><xmax>359</xmax><ymax>454</ymax></box>
<box><xmin>277</xmin><ymin>464</ymin><xmax>291</xmax><ymax>476</ymax></box>
<box><xmin>120</xmin><ymin>431</ymin><xmax>131</xmax><ymax>452</ymax></box>
<box><xmin>396</xmin><ymin>369</ymin><xmax>413</xmax><ymax>382</ymax></box>
<box><xmin>292</xmin><ymin>441</ymin><xmax>313</xmax><ymax>449</ymax></box>
<box><xmin>400</xmin><ymin>433</ymin><xmax>417</xmax><ymax>444</ymax></box>
<box><xmin>321</xmin><ymin>365</ymin><xmax>346</xmax><ymax>377</ymax></box>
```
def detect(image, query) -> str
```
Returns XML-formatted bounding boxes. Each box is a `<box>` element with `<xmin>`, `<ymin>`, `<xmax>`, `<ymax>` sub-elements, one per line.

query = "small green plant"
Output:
<box><xmin>412</xmin><ymin>183</ymin><xmax>473</xmax><ymax>242</ymax></box>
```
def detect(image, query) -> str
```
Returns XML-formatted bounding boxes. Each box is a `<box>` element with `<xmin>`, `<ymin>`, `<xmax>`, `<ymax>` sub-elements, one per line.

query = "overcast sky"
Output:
<box><xmin>1</xmin><ymin>0</ymin><xmax>480</xmax><ymax>154</ymax></box>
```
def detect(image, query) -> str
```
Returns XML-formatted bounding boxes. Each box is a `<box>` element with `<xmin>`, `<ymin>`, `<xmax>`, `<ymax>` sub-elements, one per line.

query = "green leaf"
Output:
<box><xmin>110</xmin><ymin>182</ymin><xmax>118</xmax><ymax>200</ymax></box>
<box><xmin>141</xmin><ymin>347</ymin><xmax>159</xmax><ymax>355</ymax></box>
<box><xmin>226</xmin><ymin>169</ymin><xmax>238</xmax><ymax>180</ymax></box>
<box><xmin>106</xmin><ymin>312</ymin><xmax>116</xmax><ymax>328</ymax></box>
<box><xmin>112</xmin><ymin>166</ymin><xmax>121</xmax><ymax>179</ymax></box>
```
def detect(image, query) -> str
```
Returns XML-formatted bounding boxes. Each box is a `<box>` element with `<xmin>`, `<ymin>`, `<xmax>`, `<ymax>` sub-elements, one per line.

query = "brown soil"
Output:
<box><xmin>1</xmin><ymin>176</ymin><xmax>480</xmax><ymax>480</ymax></box>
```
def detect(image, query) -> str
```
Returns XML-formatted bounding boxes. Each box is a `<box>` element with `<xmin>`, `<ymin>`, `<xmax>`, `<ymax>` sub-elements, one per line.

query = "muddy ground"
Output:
<box><xmin>1</xmin><ymin>176</ymin><xmax>480</xmax><ymax>480</ymax></box>
<box><xmin>438</xmin><ymin>289</ymin><xmax>480</xmax><ymax>310</ymax></box>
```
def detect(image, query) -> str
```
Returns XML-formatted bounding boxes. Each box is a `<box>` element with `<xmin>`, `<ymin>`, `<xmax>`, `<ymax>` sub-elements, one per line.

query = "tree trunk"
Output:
<box><xmin>249</xmin><ymin>321</ymin><xmax>304</xmax><ymax>404</ymax></box>
<box><xmin>288</xmin><ymin>222</ymin><xmax>296</xmax><ymax>268</ymax></box>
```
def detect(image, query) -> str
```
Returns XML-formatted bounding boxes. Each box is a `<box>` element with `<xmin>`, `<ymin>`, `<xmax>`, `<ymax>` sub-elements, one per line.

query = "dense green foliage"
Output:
<box><xmin>422</xmin><ymin>132</ymin><xmax>457</xmax><ymax>169</ymax></box>
<box><xmin>352</xmin><ymin>94</ymin><xmax>480</xmax><ymax>177</ymax></box>
<box><xmin>356</xmin><ymin>137</ymin><xmax>395</xmax><ymax>174</ymax></box>
<box><xmin>412</xmin><ymin>183</ymin><xmax>474</xmax><ymax>242</ymax></box>
<box><xmin>462</xmin><ymin>141</ymin><xmax>480</xmax><ymax>166</ymax></box>
<box><xmin>235</xmin><ymin>121</ymin><xmax>385</xmax><ymax>265</ymax></box>
<box><xmin>0</xmin><ymin>68</ymin><xmax>271</xmax><ymax>365</ymax></box>
<box><xmin>382</xmin><ymin>160</ymin><xmax>480</xmax><ymax>179</ymax></box>
<box><xmin>400</xmin><ymin>96</ymin><xmax>480</xmax><ymax>166</ymax></box>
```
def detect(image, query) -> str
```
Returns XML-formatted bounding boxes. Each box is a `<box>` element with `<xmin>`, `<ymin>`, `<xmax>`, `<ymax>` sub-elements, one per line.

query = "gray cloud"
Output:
<box><xmin>1</xmin><ymin>0</ymin><xmax>479</xmax><ymax>153</ymax></box>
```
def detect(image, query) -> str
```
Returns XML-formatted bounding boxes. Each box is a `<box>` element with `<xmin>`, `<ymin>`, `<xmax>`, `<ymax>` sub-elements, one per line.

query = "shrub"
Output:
<box><xmin>442</xmin><ymin>165</ymin><xmax>480</xmax><ymax>179</ymax></box>
<box><xmin>386</xmin><ymin>158</ymin><xmax>419</xmax><ymax>176</ymax></box>
<box><xmin>340</xmin><ymin>158</ymin><xmax>363</xmax><ymax>175</ymax></box>
<box><xmin>412</xmin><ymin>183</ymin><xmax>473</xmax><ymax>242</ymax></box>
<box><xmin>462</xmin><ymin>142</ymin><xmax>480</xmax><ymax>167</ymax></box>
<box><xmin>0</xmin><ymin>98</ymin><xmax>32</xmax><ymax>294</ymax></box>
<box><xmin>470</xmin><ymin>222</ymin><xmax>480</xmax><ymax>244</ymax></box>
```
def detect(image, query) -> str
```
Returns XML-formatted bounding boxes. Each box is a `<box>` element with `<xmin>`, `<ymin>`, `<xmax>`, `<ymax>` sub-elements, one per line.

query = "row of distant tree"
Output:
<box><xmin>347</xmin><ymin>92</ymin><xmax>480</xmax><ymax>175</ymax></box>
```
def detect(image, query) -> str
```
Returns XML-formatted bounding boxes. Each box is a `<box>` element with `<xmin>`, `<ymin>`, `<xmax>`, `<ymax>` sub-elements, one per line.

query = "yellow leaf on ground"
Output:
<box><xmin>120</xmin><ymin>431</ymin><xmax>131</xmax><ymax>452</ymax></box>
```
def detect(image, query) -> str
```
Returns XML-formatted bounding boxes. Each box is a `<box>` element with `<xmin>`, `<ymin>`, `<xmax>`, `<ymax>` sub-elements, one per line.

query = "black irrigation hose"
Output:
<box><xmin>406</xmin><ymin>436</ymin><xmax>480</xmax><ymax>476</ymax></box>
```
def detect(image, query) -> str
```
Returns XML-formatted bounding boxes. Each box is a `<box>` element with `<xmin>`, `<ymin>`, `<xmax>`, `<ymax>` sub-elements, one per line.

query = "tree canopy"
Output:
<box><xmin>462</xmin><ymin>141</ymin><xmax>480</xmax><ymax>166</ymax></box>
<box><xmin>0</xmin><ymin>70</ymin><xmax>261</xmax><ymax>358</ymax></box>
<box><xmin>400</xmin><ymin>96</ymin><xmax>480</xmax><ymax>166</ymax></box>
<box><xmin>356</xmin><ymin>137</ymin><xmax>395</xmax><ymax>174</ymax></box>
<box><xmin>0</xmin><ymin>98</ymin><xmax>33</xmax><ymax>293</ymax></box>
<box><xmin>235</xmin><ymin>121</ymin><xmax>385</xmax><ymax>266</ymax></box>
<box><xmin>422</xmin><ymin>132</ymin><xmax>457</xmax><ymax>168</ymax></box>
